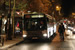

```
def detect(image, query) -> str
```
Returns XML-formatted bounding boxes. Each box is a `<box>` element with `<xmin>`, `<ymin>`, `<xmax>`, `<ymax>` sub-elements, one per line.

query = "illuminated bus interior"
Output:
<box><xmin>25</xmin><ymin>18</ymin><xmax>47</xmax><ymax>31</ymax></box>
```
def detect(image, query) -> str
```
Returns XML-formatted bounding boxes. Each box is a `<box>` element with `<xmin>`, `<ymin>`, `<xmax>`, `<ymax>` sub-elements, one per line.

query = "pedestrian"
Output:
<box><xmin>58</xmin><ymin>23</ymin><xmax>65</xmax><ymax>41</ymax></box>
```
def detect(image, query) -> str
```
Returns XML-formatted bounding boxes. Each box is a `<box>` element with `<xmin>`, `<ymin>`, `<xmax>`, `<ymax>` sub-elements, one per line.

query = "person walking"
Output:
<box><xmin>58</xmin><ymin>23</ymin><xmax>65</xmax><ymax>41</ymax></box>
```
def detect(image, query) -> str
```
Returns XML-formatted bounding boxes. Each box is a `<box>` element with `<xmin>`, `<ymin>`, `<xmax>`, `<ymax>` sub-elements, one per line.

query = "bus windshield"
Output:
<box><xmin>25</xmin><ymin>18</ymin><xmax>47</xmax><ymax>31</ymax></box>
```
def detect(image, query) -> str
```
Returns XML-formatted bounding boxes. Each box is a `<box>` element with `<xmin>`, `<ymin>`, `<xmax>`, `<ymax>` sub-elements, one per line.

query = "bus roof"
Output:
<box><xmin>24</xmin><ymin>13</ymin><xmax>46</xmax><ymax>18</ymax></box>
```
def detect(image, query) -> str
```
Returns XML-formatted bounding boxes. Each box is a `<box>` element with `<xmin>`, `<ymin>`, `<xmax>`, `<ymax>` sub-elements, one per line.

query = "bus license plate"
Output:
<box><xmin>32</xmin><ymin>37</ymin><xmax>38</xmax><ymax>39</ymax></box>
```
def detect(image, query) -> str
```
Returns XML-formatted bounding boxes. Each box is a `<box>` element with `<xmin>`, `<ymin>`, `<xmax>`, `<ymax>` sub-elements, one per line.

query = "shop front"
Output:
<box><xmin>14</xmin><ymin>17</ymin><xmax>22</xmax><ymax>37</ymax></box>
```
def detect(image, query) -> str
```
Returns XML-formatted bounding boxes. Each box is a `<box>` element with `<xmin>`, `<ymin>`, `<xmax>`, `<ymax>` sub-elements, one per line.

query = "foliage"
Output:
<box><xmin>16</xmin><ymin>3</ymin><xmax>27</xmax><ymax>10</ymax></box>
<box><xmin>27</xmin><ymin>0</ymin><xmax>53</xmax><ymax>14</ymax></box>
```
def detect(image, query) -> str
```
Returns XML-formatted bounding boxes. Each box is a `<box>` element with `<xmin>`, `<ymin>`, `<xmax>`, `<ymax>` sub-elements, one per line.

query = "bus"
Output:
<box><xmin>22</xmin><ymin>13</ymin><xmax>56</xmax><ymax>40</ymax></box>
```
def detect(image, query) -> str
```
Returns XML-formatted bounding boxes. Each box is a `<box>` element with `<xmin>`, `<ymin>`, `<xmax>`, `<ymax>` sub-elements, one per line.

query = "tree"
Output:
<box><xmin>27</xmin><ymin>0</ymin><xmax>53</xmax><ymax>14</ymax></box>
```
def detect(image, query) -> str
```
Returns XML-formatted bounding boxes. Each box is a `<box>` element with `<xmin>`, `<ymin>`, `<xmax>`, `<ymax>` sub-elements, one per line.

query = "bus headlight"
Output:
<box><xmin>23</xmin><ymin>34</ymin><xmax>27</xmax><ymax>38</ymax></box>
<box><xmin>23</xmin><ymin>30</ymin><xmax>27</xmax><ymax>38</ymax></box>
<box><xmin>43</xmin><ymin>33</ymin><xmax>47</xmax><ymax>37</ymax></box>
<box><xmin>73</xmin><ymin>29</ymin><xmax>75</xmax><ymax>32</ymax></box>
<box><xmin>42</xmin><ymin>30</ymin><xmax>47</xmax><ymax>37</ymax></box>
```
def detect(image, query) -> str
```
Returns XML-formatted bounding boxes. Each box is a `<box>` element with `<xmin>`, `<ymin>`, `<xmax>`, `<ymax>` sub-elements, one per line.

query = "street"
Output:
<box><xmin>6</xmin><ymin>25</ymin><xmax>75</xmax><ymax>50</ymax></box>
<box><xmin>7</xmin><ymin>39</ymin><xmax>74</xmax><ymax>50</ymax></box>
<box><xmin>0</xmin><ymin>0</ymin><xmax>75</xmax><ymax>50</ymax></box>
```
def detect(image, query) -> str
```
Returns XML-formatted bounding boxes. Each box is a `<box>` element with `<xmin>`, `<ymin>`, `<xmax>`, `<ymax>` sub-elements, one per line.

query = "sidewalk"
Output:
<box><xmin>52</xmin><ymin>26</ymin><xmax>60</xmax><ymax>42</ymax></box>
<box><xmin>0</xmin><ymin>37</ymin><xmax>23</xmax><ymax>50</ymax></box>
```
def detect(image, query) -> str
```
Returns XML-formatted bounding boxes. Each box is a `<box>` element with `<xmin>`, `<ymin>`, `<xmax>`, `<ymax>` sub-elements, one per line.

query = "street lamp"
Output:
<box><xmin>12</xmin><ymin>0</ymin><xmax>16</xmax><ymax>37</ymax></box>
<box><xmin>56</xmin><ymin>5</ymin><xmax>61</xmax><ymax>15</ymax></box>
<box><xmin>56</xmin><ymin>6</ymin><xmax>61</xmax><ymax>11</ymax></box>
<box><xmin>72</xmin><ymin>13</ymin><xmax>75</xmax><ymax>18</ymax></box>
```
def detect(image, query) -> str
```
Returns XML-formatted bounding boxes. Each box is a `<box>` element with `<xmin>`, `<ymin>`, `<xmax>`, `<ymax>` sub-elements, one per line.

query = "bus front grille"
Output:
<box><xmin>27</xmin><ymin>31</ymin><xmax>42</xmax><ymax>37</ymax></box>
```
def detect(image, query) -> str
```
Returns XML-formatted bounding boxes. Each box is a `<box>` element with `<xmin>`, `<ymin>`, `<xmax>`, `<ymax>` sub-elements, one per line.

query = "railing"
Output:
<box><xmin>0</xmin><ymin>35</ymin><xmax>4</xmax><ymax>46</ymax></box>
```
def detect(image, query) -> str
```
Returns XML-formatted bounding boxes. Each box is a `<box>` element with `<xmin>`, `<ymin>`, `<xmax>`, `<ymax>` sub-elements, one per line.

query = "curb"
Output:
<box><xmin>0</xmin><ymin>40</ymin><xmax>23</xmax><ymax>50</ymax></box>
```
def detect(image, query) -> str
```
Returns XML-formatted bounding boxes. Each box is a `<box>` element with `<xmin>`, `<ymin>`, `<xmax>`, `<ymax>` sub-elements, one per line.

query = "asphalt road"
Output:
<box><xmin>8</xmin><ymin>40</ymin><xmax>74</xmax><ymax>50</ymax></box>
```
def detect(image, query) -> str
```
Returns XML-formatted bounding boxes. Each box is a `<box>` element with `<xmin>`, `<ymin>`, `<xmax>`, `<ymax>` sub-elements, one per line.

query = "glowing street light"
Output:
<box><xmin>56</xmin><ymin>5</ymin><xmax>61</xmax><ymax>15</ymax></box>
<box><xmin>72</xmin><ymin>13</ymin><xmax>75</xmax><ymax>15</ymax></box>
<box><xmin>72</xmin><ymin>13</ymin><xmax>75</xmax><ymax>18</ymax></box>
<box><xmin>56</xmin><ymin>6</ymin><xmax>61</xmax><ymax>11</ymax></box>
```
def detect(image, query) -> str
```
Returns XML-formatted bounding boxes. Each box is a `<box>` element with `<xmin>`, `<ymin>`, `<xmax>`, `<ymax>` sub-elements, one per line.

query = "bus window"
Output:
<box><xmin>25</xmin><ymin>19</ymin><xmax>46</xmax><ymax>31</ymax></box>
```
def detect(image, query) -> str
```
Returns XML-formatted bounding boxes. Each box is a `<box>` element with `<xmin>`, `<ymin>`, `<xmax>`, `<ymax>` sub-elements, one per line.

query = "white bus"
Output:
<box><xmin>22</xmin><ymin>13</ymin><xmax>56</xmax><ymax>40</ymax></box>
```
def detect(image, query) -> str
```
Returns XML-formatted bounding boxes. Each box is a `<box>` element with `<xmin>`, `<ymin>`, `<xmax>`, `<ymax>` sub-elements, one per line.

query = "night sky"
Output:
<box><xmin>62</xmin><ymin>0</ymin><xmax>75</xmax><ymax>17</ymax></box>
